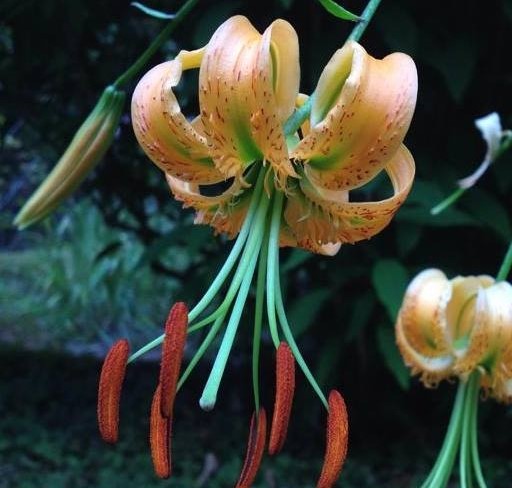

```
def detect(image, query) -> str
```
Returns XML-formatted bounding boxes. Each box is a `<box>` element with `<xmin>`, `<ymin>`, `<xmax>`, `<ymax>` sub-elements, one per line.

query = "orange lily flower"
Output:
<box><xmin>98</xmin><ymin>15</ymin><xmax>417</xmax><ymax>487</ymax></box>
<box><xmin>396</xmin><ymin>268</ymin><xmax>512</xmax><ymax>488</ymax></box>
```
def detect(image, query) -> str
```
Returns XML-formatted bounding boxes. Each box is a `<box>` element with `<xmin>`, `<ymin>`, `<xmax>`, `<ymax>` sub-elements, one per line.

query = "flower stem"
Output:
<box><xmin>113</xmin><ymin>0</ymin><xmax>200</xmax><ymax>88</ymax></box>
<box><xmin>496</xmin><ymin>241</ymin><xmax>512</xmax><ymax>282</ymax></box>
<box><xmin>430</xmin><ymin>187</ymin><xmax>466</xmax><ymax>216</ymax></box>
<box><xmin>347</xmin><ymin>0</ymin><xmax>383</xmax><ymax>42</ymax></box>
<box><xmin>282</xmin><ymin>0</ymin><xmax>383</xmax><ymax>137</ymax></box>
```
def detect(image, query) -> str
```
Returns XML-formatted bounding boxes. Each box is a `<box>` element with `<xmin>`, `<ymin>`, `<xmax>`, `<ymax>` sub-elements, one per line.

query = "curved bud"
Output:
<box><xmin>14</xmin><ymin>86</ymin><xmax>125</xmax><ymax>229</ymax></box>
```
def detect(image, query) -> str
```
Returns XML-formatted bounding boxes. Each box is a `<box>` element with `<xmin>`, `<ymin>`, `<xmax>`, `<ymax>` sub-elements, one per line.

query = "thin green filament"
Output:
<box><xmin>267</xmin><ymin>194</ymin><xmax>329</xmax><ymax>410</ymax></box>
<box><xmin>199</xmin><ymin>189</ymin><xmax>271</xmax><ymax>410</ymax></box>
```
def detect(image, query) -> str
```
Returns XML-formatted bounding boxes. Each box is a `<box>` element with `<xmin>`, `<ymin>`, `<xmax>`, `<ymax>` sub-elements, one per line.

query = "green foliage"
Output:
<box><xmin>0</xmin><ymin>201</ymin><xmax>179</xmax><ymax>345</ymax></box>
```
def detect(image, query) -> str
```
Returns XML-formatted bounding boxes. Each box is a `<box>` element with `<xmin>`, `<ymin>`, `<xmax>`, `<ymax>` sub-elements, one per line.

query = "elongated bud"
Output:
<box><xmin>160</xmin><ymin>302</ymin><xmax>188</xmax><ymax>417</ymax></box>
<box><xmin>97</xmin><ymin>339</ymin><xmax>130</xmax><ymax>444</ymax></box>
<box><xmin>150</xmin><ymin>385</ymin><xmax>171</xmax><ymax>479</ymax></box>
<box><xmin>269</xmin><ymin>342</ymin><xmax>295</xmax><ymax>455</ymax></box>
<box><xmin>316</xmin><ymin>390</ymin><xmax>349</xmax><ymax>488</ymax></box>
<box><xmin>14</xmin><ymin>86</ymin><xmax>125</xmax><ymax>229</ymax></box>
<box><xmin>235</xmin><ymin>408</ymin><xmax>267</xmax><ymax>488</ymax></box>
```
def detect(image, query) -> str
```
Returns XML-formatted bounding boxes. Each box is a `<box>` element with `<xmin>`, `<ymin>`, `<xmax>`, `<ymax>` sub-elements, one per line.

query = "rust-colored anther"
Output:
<box><xmin>235</xmin><ymin>408</ymin><xmax>267</xmax><ymax>488</ymax></box>
<box><xmin>316</xmin><ymin>390</ymin><xmax>349</xmax><ymax>488</ymax></box>
<box><xmin>269</xmin><ymin>342</ymin><xmax>295</xmax><ymax>455</ymax></box>
<box><xmin>97</xmin><ymin>338</ymin><xmax>130</xmax><ymax>444</ymax></box>
<box><xmin>150</xmin><ymin>384</ymin><xmax>171</xmax><ymax>479</ymax></box>
<box><xmin>160</xmin><ymin>301</ymin><xmax>188</xmax><ymax>418</ymax></box>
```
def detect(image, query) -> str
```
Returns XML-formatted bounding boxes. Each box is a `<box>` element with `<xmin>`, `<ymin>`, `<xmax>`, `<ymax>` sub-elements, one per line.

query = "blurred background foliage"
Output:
<box><xmin>1</xmin><ymin>0</ymin><xmax>512</xmax><ymax>486</ymax></box>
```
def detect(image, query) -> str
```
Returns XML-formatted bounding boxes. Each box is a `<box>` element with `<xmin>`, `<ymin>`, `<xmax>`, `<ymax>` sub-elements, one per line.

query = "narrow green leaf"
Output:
<box><xmin>281</xmin><ymin>248</ymin><xmax>312</xmax><ymax>272</ymax></box>
<box><xmin>372</xmin><ymin>259</ymin><xmax>409</xmax><ymax>321</ymax></box>
<box><xmin>130</xmin><ymin>2</ymin><xmax>175</xmax><ymax>20</ymax></box>
<box><xmin>316</xmin><ymin>0</ymin><xmax>360</xmax><ymax>21</ymax></box>
<box><xmin>376</xmin><ymin>324</ymin><xmax>410</xmax><ymax>389</ymax></box>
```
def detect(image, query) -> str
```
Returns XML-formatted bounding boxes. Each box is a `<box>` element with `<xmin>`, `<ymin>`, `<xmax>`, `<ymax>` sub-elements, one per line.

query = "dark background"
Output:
<box><xmin>1</xmin><ymin>0</ymin><xmax>512</xmax><ymax>486</ymax></box>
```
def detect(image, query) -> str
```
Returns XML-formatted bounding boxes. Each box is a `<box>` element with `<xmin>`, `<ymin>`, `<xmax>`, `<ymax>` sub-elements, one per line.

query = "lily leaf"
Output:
<box><xmin>130</xmin><ymin>2</ymin><xmax>175</xmax><ymax>20</ymax></box>
<box><xmin>316</xmin><ymin>0</ymin><xmax>360</xmax><ymax>21</ymax></box>
<box><xmin>372</xmin><ymin>259</ymin><xmax>409</xmax><ymax>322</ymax></box>
<box><xmin>377</xmin><ymin>324</ymin><xmax>410</xmax><ymax>389</ymax></box>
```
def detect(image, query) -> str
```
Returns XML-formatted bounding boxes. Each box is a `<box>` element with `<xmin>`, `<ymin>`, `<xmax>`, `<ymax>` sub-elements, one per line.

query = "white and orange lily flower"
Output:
<box><xmin>132</xmin><ymin>15</ymin><xmax>417</xmax><ymax>255</ymax></box>
<box><xmin>396</xmin><ymin>268</ymin><xmax>512</xmax><ymax>488</ymax></box>
<box><xmin>113</xmin><ymin>15</ymin><xmax>418</xmax><ymax>487</ymax></box>
<box><xmin>396</xmin><ymin>268</ymin><xmax>512</xmax><ymax>402</ymax></box>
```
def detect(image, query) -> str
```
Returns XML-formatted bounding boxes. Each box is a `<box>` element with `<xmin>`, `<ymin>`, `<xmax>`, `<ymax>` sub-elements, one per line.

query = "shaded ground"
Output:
<box><xmin>1</xmin><ymin>347</ymin><xmax>512</xmax><ymax>487</ymax></box>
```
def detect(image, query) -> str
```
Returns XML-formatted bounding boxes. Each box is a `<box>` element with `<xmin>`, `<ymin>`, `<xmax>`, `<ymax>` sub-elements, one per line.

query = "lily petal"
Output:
<box><xmin>165</xmin><ymin>173</ymin><xmax>249</xmax><ymax>238</ymax></box>
<box><xmin>131</xmin><ymin>51</ymin><xmax>225</xmax><ymax>184</ymax></box>
<box><xmin>291</xmin><ymin>41</ymin><xmax>417</xmax><ymax>191</ymax></box>
<box><xmin>284</xmin><ymin>144</ymin><xmax>414</xmax><ymax>249</ymax></box>
<box><xmin>199</xmin><ymin>16</ymin><xmax>299</xmax><ymax>186</ymax></box>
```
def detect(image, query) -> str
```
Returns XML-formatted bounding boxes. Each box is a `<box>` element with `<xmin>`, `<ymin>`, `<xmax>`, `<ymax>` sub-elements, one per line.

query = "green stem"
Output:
<box><xmin>421</xmin><ymin>380</ymin><xmax>467</xmax><ymax>488</ymax></box>
<box><xmin>267</xmin><ymin>194</ymin><xmax>329</xmax><ymax>409</ymax></box>
<box><xmin>430</xmin><ymin>187</ymin><xmax>466</xmax><ymax>216</ymax></box>
<box><xmin>496</xmin><ymin>241</ymin><xmax>512</xmax><ymax>282</ymax></box>
<box><xmin>199</xmin><ymin>191</ymin><xmax>271</xmax><ymax>410</ymax></box>
<box><xmin>113</xmin><ymin>0</ymin><xmax>200</xmax><ymax>87</ymax></box>
<box><xmin>252</xmin><ymin>227</ymin><xmax>269</xmax><ymax>411</ymax></box>
<box><xmin>282</xmin><ymin>0</ymin><xmax>383</xmax><ymax>137</ymax></box>
<box><xmin>347</xmin><ymin>0</ymin><xmax>383</xmax><ymax>42</ymax></box>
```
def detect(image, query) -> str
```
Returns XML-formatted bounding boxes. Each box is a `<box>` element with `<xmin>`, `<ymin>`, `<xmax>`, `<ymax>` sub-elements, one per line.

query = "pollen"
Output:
<box><xmin>150</xmin><ymin>385</ymin><xmax>171</xmax><ymax>479</ymax></box>
<box><xmin>97</xmin><ymin>339</ymin><xmax>130</xmax><ymax>444</ymax></box>
<box><xmin>160</xmin><ymin>302</ymin><xmax>188</xmax><ymax>418</ymax></box>
<box><xmin>269</xmin><ymin>342</ymin><xmax>296</xmax><ymax>455</ymax></box>
<box><xmin>235</xmin><ymin>408</ymin><xmax>267</xmax><ymax>488</ymax></box>
<box><xmin>316</xmin><ymin>390</ymin><xmax>349</xmax><ymax>488</ymax></box>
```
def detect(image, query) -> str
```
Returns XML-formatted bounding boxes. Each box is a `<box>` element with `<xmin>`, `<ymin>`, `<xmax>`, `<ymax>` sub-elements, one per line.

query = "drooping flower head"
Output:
<box><xmin>98</xmin><ymin>16</ymin><xmax>417</xmax><ymax>487</ymax></box>
<box><xmin>395</xmin><ymin>268</ymin><xmax>512</xmax><ymax>488</ymax></box>
<box><xmin>132</xmin><ymin>15</ymin><xmax>417</xmax><ymax>253</ymax></box>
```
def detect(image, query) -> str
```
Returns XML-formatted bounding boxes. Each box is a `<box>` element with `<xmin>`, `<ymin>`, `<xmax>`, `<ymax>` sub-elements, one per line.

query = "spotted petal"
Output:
<box><xmin>199</xmin><ymin>16</ymin><xmax>299</xmax><ymax>186</ymax></box>
<box><xmin>284</xmin><ymin>144</ymin><xmax>415</xmax><ymax>250</ymax></box>
<box><xmin>131</xmin><ymin>50</ymin><xmax>225</xmax><ymax>184</ymax></box>
<box><xmin>291</xmin><ymin>41</ymin><xmax>417</xmax><ymax>191</ymax></box>
<box><xmin>166</xmin><ymin>173</ymin><xmax>250</xmax><ymax>238</ymax></box>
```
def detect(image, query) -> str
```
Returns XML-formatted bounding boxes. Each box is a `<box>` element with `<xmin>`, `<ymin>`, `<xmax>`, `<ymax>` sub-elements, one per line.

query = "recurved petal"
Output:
<box><xmin>396</xmin><ymin>316</ymin><xmax>454</xmax><ymax>387</ymax></box>
<box><xmin>285</xmin><ymin>144</ymin><xmax>414</xmax><ymax>250</ymax></box>
<box><xmin>166</xmin><ymin>173</ymin><xmax>250</xmax><ymax>238</ymax></box>
<box><xmin>397</xmin><ymin>268</ymin><xmax>453</xmax><ymax>358</ymax></box>
<box><xmin>131</xmin><ymin>53</ymin><xmax>225</xmax><ymax>184</ymax></box>
<box><xmin>291</xmin><ymin>41</ymin><xmax>417</xmax><ymax>191</ymax></box>
<box><xmin>199</xmin><ymin>16</ymin><xmax>299</xmax><ymax>185</ymax></box>
<box><xmin>456</xmin><ymin>281</ymin><xmax>512</xmax><ymax>389</ymax></box>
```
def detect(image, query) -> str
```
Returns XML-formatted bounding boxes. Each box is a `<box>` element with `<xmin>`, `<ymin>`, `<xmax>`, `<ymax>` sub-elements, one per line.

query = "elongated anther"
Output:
<box><xmin>316</xmin><ymin>390</ymin><xmax>349</xmax><ymax>488</ymax></box>
<box><xmin>235</xmin><ymin>408</ymin><xmax>267</xmax><ymax>488</ymax></box>
<box><xmin>97</xmin><ymin>339</ymin><xmax>130</xmax><ymax>444</ymax></box>
<box><xmin>160</xmin><ymin>302</ymin><xmax>188</xmax><ymax>418</ymax></box>
<box><xmin>150</xmin><ymin>385</ymin><xmax>171</xmax><ymax>479</ymax></box>
<box><xmin>269</xmin><ymin>342</ymin><xmax>296</xmax><ymax>455</ymax></box>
